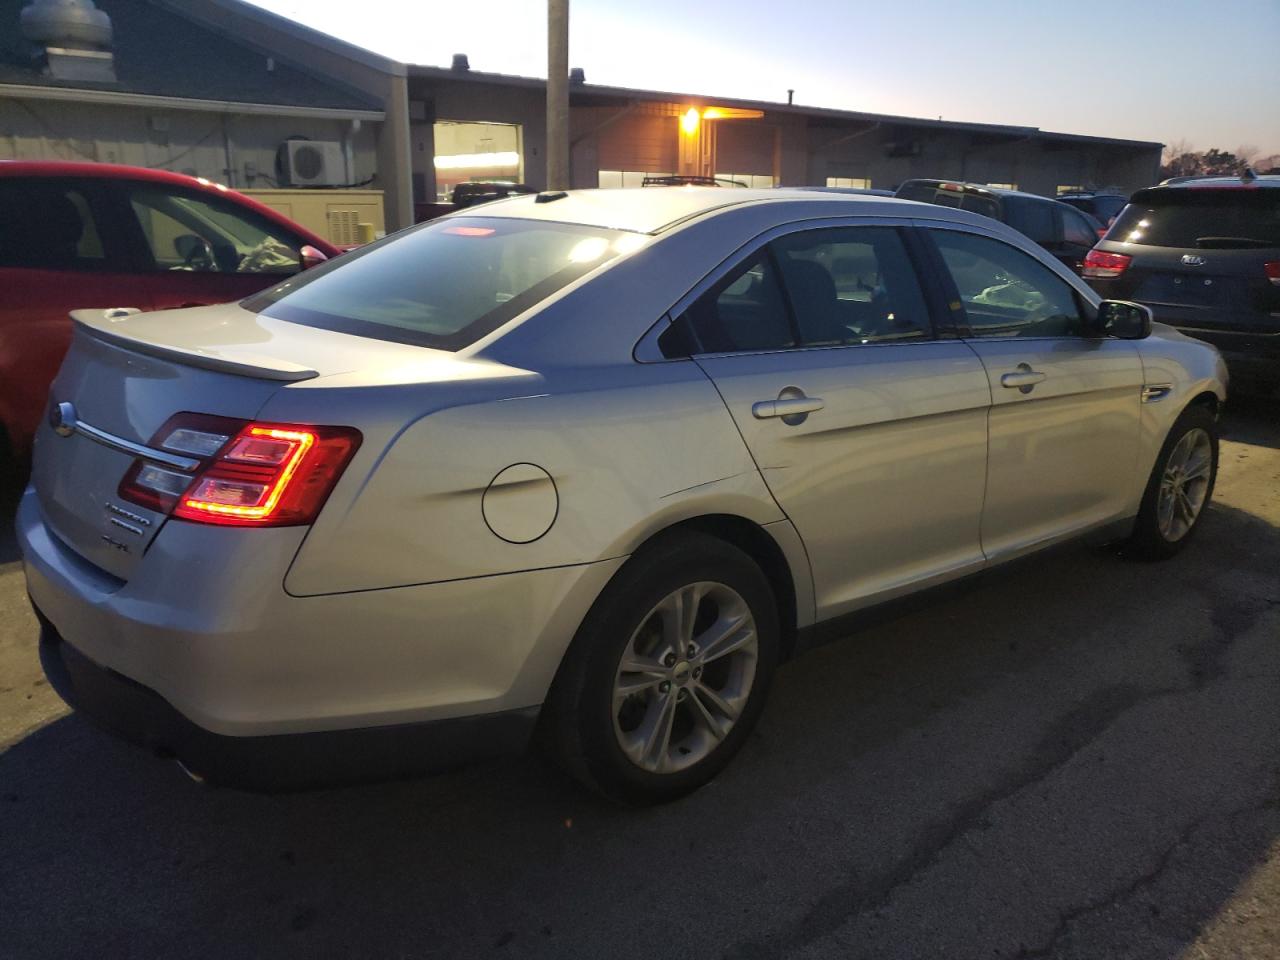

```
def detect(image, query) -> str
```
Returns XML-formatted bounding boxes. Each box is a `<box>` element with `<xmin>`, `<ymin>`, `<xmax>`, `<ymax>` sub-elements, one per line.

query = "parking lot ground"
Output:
<box><xmin>1</xmin><ymin>401</ymin><xmax>1278</xmax><ymax>960</ymax></box>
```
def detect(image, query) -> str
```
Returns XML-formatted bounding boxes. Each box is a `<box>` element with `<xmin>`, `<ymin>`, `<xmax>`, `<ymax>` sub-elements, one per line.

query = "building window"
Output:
<box><xmin>717</xmin><ymin>173</ymin><xmax>776</xmax><ymax>189</ymax></box>
<box><xmin>1056</xmin><ymin>185</ymin><xmax>1085</xmax><ymax>195</ymax></box>
<box><xmin>987</xmin><ymin>182</ymin><xmax>1017</xmax><ymax>190</ymax></box>
<box><xmin>433</xmin><ymin>121</ymin><xmax>523</xmax><ymax>202</ymax></box>
<box><xmin>826</xmin><ymin>177</ymin><xmax>871</xmax><ymax>190</ymax></box>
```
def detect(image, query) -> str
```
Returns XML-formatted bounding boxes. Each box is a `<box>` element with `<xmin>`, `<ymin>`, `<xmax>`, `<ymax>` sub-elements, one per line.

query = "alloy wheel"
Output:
<box><xmin>612</xmin><ymin>581</ymin><xmax>758</xmax><ymax>774</ymax></box>
<box><xmin>1157</xmin><ymin>427</ymin><xmax>1212</xmax><ymax>542</ymax></box>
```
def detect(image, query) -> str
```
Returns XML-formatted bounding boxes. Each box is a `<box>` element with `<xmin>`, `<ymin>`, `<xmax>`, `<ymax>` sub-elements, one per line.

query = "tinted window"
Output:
<box><xmin>896</xmin><ymin>182</ymin><xmax>999</xmax><ymax>219</ymax></box>
<box><xmin>249</xmin><ymin>217</ymin><xmax>630</xmax><ymax>351</ymax></box>
<box><xmin>128</xmin><ymin>187</ymin><xmax>301</xmax><ymax>274</ymax></box>
<box><xmin>680</xmin><ymin>251</ymin><xmax>794</xmax><ymax>354</ymax></box>
<box><xmin>771</xmin><ymin>227</ymin><xmax>931</xmax><ymax>345</ymax></box>
<box><xmin>1005</xmin><ymin>199</ymin><xmax>1056</xmax><ymax>244</ymax></box>
<box><xmin>932</xmin><ymin>230</ymin><xmax>1084</xmax><ymax>338</ymax></box>
<box><xmin>1061</xmin><ymin>208</ymin><xmax>1098</xmax><ymax>247</ymax></box>
<box><xmin>1107</xmin><ymin>190</ymin><xmax>1280</xmax><ymax>248</ymax></box>
<box><xmin>0</xmin><ymin>180</ymin><xmax>107</xmax><ymax>270</ymax></box>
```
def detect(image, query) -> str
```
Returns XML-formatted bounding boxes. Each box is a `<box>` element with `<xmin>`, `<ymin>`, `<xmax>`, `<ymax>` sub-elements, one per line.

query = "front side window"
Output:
<box><xmin>248</xmin><ymin>217</ymin><xmax>632</xmax><ymax>351</ymax></box>
<box><xmin>128</xmin><ymin>188</ymin><xmax>301</xmax><ymax>274</ymax></box>
<box><xmin>0</xmin><ymin>180</ymin><xmax>107</xmax><ymax>270</ymax></box>
<box><xmin>932</xmin><ymin>230</ymin><xmax>1084</xmax><ymax>338</ymax></box>
<box><xmin>771</xmin><ymin>227</ymin><xmax>931</xmax><ymax>345</ymax></box>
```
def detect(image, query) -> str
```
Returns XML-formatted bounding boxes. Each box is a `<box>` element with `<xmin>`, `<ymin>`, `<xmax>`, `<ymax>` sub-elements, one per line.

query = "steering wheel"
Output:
<box><xmin>173</xmin><ymin>233</ymin><xmax>215</xmax><ymax>272</ymax></box>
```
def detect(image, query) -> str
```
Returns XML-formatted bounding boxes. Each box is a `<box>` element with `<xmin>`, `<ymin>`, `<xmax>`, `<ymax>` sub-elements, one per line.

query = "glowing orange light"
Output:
<box><xmin>681</xmin><ymin>107</ymin><xmax>700</xmax><ymax>135</ymax></box>
<box><xmin>181</xmin><ymin>427</ymin><xmax>315</xmax><ymax>520</ymax></box>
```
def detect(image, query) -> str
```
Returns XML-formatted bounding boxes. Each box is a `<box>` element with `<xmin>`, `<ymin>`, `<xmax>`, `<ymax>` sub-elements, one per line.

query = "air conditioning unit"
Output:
<box><xmin>282</xmin><ymin>140</ymin><xmax>345</xmax><ymax>187</ymax></box>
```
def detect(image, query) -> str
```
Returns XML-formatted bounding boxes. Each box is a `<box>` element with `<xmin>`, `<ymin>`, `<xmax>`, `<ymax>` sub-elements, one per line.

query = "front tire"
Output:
<box><xmin>1123</xmin><ymin>404</ymin><xmax>1218</xmax><ymax>560</ymax></box>
<box><xmin>542</xmin><ymin>532</ymin><xmax>779</xmax><ymax>804</ymax></box>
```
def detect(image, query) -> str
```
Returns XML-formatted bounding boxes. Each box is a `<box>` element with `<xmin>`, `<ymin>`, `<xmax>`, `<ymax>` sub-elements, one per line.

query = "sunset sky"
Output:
<box><xmin>248</xmin><ymin>0</ymin><xmax>1280</xmax><ymax>157</ymax></box>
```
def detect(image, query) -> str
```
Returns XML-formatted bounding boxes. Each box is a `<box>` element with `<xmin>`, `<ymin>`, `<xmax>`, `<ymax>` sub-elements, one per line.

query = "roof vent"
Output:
<box><xmin>20</xmin><ymin>0</ymin><xmax>116</xmax><ymax>83</ymax></box>
<box><xmin>451</xmin><ymin>53</ymin><xmax>470</xmax><ymax>71</ymax></box>
<box><xmin>569</xmin><ymin>67</ymin><xmax>585</xmax><ymax>84</ymax></box>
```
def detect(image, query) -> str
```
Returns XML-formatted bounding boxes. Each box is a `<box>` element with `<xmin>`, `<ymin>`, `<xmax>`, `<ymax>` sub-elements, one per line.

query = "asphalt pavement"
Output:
<box><xmin>1</xmin><ymin>401</ymin><xmax>1277</xmax><ymax>959</ymax></box>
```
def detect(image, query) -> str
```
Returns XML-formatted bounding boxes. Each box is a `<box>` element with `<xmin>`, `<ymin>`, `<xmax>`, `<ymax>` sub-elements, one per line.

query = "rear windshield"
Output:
<box><xmin>245</xmin><ymin>216</ymin><xmax>631</xmax><ymax>350</ymax></box>
<box><xmin>1107</xmin><ymin>190</ymin><xmax>1280</xmax><ymax>249</ymax></box>
<box><xmin>896</xmin><ymin>183</ymin><xmax>1001</xmax><ymax>220</ymax></box>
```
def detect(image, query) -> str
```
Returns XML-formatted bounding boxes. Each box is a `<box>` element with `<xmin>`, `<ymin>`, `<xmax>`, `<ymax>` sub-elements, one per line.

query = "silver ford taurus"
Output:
<box><xmin>19</xmin><ymin>189</ymin><xmax>1227</xmax><ymax>803</ymax></box>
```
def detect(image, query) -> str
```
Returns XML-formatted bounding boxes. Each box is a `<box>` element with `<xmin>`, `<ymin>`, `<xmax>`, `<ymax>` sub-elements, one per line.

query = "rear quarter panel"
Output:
<box><xmin>275</xmin><ymin>361</ymin><xmax>786</xmax><ymax>596</ymax></box>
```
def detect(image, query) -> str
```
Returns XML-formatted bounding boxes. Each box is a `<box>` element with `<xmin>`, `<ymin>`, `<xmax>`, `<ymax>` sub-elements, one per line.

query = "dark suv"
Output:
<box><xmin>1084</xmin><ymin>175</ymin><xmax>1280</xmax><ymax>392</ymax></box>
<box><xmin>895</xmin><ymin>180</ymin><xmax>1103</xmax><ymax>275</ymax></box>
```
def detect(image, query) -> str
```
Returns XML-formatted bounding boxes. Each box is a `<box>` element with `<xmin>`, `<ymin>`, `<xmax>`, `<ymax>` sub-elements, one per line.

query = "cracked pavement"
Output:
<box><xmin>1</xmin><ymin>399</ymin><xmax>1278</xmax><ymax>959</ymax></box>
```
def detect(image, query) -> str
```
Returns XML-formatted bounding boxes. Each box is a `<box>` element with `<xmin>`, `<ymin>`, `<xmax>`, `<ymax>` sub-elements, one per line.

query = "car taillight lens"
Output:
<box><xmin>119</xmin><ymin>414</ymin><xmax>361</xmax><ymax>526</ymax></box>
<box><xmin>1082</xmin><ymin>249</ymin><xmax>1132</xmax><ymax>279</ymax></box>
<box><xmin>1265</xmin><ymin>261</ymin><xmax>1280</xmax><ymax>287</ymax></box>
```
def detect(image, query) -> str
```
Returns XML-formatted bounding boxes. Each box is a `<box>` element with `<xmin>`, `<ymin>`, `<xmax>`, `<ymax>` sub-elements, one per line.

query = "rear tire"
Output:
<box><xmin>542</xmin><ymin>531</ymin><xmax>779</xmax><ymax>805</ymax></box>
<box><xmin>1123</xmin><ymin>404</ymin><xmax>1218</xmax><ymax>560</ymax></box>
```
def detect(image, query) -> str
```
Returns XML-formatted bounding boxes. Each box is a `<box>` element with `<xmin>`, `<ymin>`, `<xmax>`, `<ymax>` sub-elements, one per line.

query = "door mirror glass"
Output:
<box><xmin>1094</xmin><ymin>300</ymin><xmax>1152</xmax><ymax>339</ymax></box>
<box><xmin>300</xmin><ymin>244</ymin><xmax>329</xmax><ymax>270</ymax></box>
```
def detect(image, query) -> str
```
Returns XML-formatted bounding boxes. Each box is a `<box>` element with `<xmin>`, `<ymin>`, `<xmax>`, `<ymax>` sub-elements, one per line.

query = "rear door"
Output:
<box><xmin>669</xmin><ymin>220</ymin><xmax>992</xmax><ymax>619</ymax></box>
<box><xmin>105</xmin><ymin>179</ymin><xmax>307</xmax><ymax>309</ymax></box>
<box><xmin>0</xmin><ymin>176</ymin><xmax>149</xmax><ymax>453</ymax></box>
<box><xmin>922</xmin><ymin>223</ymin><xmax>1144</xmax><ymax>561</ymax></box>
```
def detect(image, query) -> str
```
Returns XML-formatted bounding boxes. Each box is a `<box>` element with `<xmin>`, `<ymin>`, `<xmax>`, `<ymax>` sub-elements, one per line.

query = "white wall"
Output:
<box><xmin>0</xmin><ymin>97</ymin><xmax>378</xmax><ymax>190</ymax></box>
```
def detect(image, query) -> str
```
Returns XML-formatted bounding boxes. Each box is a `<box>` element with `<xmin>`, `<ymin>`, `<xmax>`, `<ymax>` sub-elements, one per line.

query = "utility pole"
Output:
<box><xmin>546</xmin><ymin>0</ymin><xmax>570</xmax><ymax>190</ymax></box>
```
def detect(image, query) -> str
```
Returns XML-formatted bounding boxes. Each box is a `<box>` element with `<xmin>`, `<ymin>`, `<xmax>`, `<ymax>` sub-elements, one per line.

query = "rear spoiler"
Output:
<box><xmin>71</xmin><ymin>308</ymin><xmax>318</xmax><ymax>383</ymax></box>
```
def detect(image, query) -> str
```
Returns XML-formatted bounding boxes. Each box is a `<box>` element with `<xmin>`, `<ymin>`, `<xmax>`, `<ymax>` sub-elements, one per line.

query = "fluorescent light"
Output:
<box><xmin>433</xmin><ymin>151</ymin><xmax>520</xmax><ymax>170</ymax></box>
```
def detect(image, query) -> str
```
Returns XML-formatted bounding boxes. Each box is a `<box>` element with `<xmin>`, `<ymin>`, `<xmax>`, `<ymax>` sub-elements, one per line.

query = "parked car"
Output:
<box><xmin>21</xmin><ymin>188</ymin><xmax>1226</xmax><ymax>804</ymax></box>
<box><xmin>0</xmin><ymin>161</ymin><xmax>341</xmax><ymax>460</ymax></box>
<box><xmin>894</xmin><ymin>179</ymin><xmax>1105</xmax><ymax>274</ymax></box>
<box><xmin>793</xmin><ymin>185</ymin><xmax>895</xmax><ymax>197</ymax></box>
<box><xmin>1084</xmin><ymin>174</ymin><xmax>1280</xmax><ymax>393</ymax></box>
<box><xmin>1058</xmin><ymin>191</ymin><xmax>1128</xmax><ymax>227</ymax></box>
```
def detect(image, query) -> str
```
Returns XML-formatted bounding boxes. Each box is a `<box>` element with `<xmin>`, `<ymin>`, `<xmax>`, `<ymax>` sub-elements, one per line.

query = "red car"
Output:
<box><xmin>0</xmin><ymin>161</ymin><xmax>341</xmax><ymax>459</ymax></box>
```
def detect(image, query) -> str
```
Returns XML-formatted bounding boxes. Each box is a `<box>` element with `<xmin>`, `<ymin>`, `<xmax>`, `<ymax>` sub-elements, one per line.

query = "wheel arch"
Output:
<box><xmin>633</xmin><ymin>513</ymin><xmax>807</xmax><ymax>662</ymax></box>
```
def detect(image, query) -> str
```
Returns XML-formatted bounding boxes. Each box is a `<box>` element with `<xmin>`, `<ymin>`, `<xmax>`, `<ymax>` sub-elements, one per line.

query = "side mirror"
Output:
<box><xmin>300</xmin><ymin>245</ymin><xmax>329</xmax><ymax>270</ymax></box>
<box><xmin>1092</xmin><ymin>299</ymin><xmax>1152</xmax><ymax>340</ymax></box>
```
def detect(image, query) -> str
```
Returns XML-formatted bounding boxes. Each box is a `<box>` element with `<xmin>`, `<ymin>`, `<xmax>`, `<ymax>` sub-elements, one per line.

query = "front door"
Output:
<box><xmin>673</xmin><ymin>223</ymin><xmax>992</xmax><ymax>619</ymax></box>
<box><xmin>924</xmin><ymin>225</ymin><xmax>1144</xmax><ymax>561</ymax></box>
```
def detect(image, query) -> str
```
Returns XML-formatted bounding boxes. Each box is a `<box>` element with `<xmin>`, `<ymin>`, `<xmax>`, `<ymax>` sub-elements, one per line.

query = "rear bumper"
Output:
<box><xmin>36</xmin><ymin>618</ymin><xmax>538</xmax><ymax>791</ymax></box>
<box><xmin>18</xmin><ymin>485</ymin><xmax>624</xmax><ymax>777</ymax></box>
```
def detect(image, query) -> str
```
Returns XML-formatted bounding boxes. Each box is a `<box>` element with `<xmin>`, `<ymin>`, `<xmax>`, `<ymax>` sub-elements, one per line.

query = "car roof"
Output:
<box><xmin>897</xmin><ymin>178</ymin><xmax>1058</xmax><ymax>203</ymax></box>
<box><xmin>0</xmin><ymin>160</ymin><xmax>340</xmax><ymax>254</ymax></box>
<box><xmin>1149</xmin><ymin>174</ymin><xmax>1280</xmax><ymax>191</ymax></box>
<box><xmin>449</xmin><ymin>187</ymin><xmax>974</xmax><ymax>235</ymax></box>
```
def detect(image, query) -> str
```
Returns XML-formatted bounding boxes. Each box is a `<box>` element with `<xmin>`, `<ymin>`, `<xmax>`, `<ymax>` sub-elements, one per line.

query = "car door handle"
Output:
<box><xmin>752</xmin><ymin>396</ymin><xmax>825</xmax><ymax>419</ymax></box>
<box><xmin>1000</xmin><ymin>370</ymin><xmax>1047</xmax><ymax>389</ymax></box>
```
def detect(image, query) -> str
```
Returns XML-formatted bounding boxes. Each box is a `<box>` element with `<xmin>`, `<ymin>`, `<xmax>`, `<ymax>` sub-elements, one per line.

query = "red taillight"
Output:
<box><xmin>1265</xmin><ymin>261</ymin><xmax>1280</xmax><ymax>287</ymax></box>
<box><xmin>119</xmin><ymin>414</ymin><xmax>361</xmax><ymax>526</ymax></box>
<box><xmin>1082</xmin><ymin>249</ymin><xmax>1132</xmax><ymax>279</ymax></box>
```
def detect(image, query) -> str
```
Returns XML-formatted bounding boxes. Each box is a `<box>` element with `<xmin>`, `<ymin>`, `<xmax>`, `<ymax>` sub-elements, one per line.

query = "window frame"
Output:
<box><xmin>915</xmin><ymin>222</ymin><xmax>1100</xmax><ymax>342</ymax></box>
<box><xmin>636</xmin><ymin>216</ymin><xmax>949</xmax><ymax>362</ymax></box>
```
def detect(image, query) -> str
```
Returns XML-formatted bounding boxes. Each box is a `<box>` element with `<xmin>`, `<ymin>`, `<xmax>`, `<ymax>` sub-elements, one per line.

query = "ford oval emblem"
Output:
<box><xmin>1181</xmin><ymin>254</ymin><xmax>1206</xmax><ymax>266</ymax></box>
<box><xmin>50</xmin><ymin>401</ymin><xmax>77</xmax><ymax>438</ymax></box>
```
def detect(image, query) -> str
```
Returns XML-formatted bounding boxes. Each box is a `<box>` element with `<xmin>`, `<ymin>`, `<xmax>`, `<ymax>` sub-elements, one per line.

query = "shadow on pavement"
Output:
<box><xmin>1222</xmin><ymin>395</ymin><xmax>1280</xmax><ymax>450</ymax></box>
<box><xmin>1</xmin><ymin>498</ymin><xmax>1277</xmax><ymax>960</ymax></box>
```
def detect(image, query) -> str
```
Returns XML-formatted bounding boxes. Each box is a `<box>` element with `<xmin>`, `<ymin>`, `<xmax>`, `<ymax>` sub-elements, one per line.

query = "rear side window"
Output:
<box><xmin>679</xmin><ymin>251</ymin><xmax>795</xmax><ymax>354</ymax></box>
<box><xmin>1005</xmin><ymin>199</ymin><xmax>1056</xmax><ymax>244</ymax></box>
<box><xmin>932</xmin><ymin>230</ymin><xmax>1084</xmax><ymax>338</ymax></box>
<box><xmin>1061</xmin><ymin>208</ymin><xmax>1099</xmax><ymax>247</ymax></box>
<box><xmin>0</xmin><ymin>180</ymin><xmax>108</xmax><ymax>269</ymax></box>
<box><xmin>248</xmin><ymin>217</ymin><xmax>631</xmax><ymax>351</ymax></box>
<box><xmin>1109</xmin><ymin>190</ymin><xmax>1280</xmax><ymax>248</ymax></box>
<box><xmin>771</xmin><ymin>227</ymin><xmax>932</xmax><ymax>345</ymax></box>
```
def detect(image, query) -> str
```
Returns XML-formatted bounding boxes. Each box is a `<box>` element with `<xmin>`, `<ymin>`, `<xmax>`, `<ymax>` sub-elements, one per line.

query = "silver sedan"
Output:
<box><xmin>19</xmin><ymin>189</ymin><xmax>1227</xmax><ymax>803</ymax></box>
